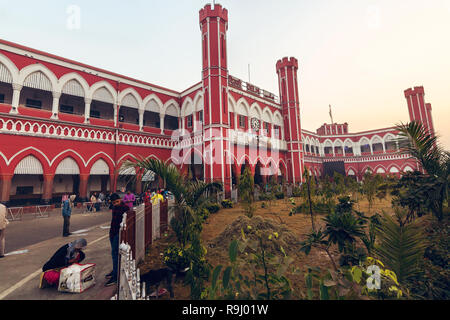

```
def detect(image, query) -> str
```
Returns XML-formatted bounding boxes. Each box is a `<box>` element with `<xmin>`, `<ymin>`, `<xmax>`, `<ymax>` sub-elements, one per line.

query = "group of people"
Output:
<box><xmin>2</xmin><ymin>187</ymin><xmax>169</xmax><ymax>290</ymax></box>
<box><xmin>143</xmin><ymin>188</ymin><xmax>170</xmax><ymax>205</ymax></box>
<box><xmin>41</xmin><ymin>191</ymin><xmax>133</xmax><ymax>288</ymax></box>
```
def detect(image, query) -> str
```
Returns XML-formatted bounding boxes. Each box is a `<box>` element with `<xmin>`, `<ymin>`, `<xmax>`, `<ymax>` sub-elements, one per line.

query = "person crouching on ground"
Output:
<box><xmin>40</xmin><ymin>238</ymin><xmax>87</xmax><ymax>288</ymax></box>
<box><xmin>105</xmin><ymin>193</ymin><xmax>129</xmax><ymax>287</ymax></box>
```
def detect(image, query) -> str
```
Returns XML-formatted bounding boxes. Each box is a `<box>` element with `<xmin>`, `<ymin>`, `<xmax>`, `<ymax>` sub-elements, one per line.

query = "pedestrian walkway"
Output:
<box><xmin>0</xmin><ymin>221</ymin><xmax>117</xmax><ymax>300</ymax></box>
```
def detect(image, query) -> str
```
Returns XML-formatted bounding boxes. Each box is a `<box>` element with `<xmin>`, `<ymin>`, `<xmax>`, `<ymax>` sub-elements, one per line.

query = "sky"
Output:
<box><xmin>0</xmin><ymin>0</ymin><xmax>449</xmax><ymax>149</ymax></box>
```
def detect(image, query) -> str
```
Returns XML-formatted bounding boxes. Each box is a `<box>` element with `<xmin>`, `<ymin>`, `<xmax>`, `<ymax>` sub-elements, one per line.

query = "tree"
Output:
<box><xmin>121</xmin><ymin>157</ymin><xmax>222</xmax><ymax>248</ymax></box>
<box><xmin>238</xmin><ymin>167</ymin><xmax>255</xmax><ymax>218</ymax></box>
<box><xmin>362</xmin><ymin>169</ymin><xmax>383</xmax><ymax>213</ymax></box>
<box><xmin>121</xmin><ymin>157</ymin><xmax>222</xmax><ymax>299</ymax></box>
<box><xmin>396</xmin><ymin>121</ymin><xmax>449</xmax><ymax>221</ymax></box>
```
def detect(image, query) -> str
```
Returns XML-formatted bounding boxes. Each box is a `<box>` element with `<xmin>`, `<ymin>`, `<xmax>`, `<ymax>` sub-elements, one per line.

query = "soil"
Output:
<box><xmin>138</xmin><ymin>195</ymin><xmax>394</xmax><ymax>300</ymax></box>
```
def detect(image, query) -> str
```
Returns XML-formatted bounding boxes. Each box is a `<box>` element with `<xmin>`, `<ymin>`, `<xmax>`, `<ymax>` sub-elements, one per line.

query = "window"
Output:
<box><xmin>26</xmin><ymin>99</ymin><xmax>42</xmax><ymax>109</ymax></box>
<box><xmin>239</xmin><ymin>115</ymin><xmax>246</xmax><ymax>128</ymax></box>
<box><xmin>60</xmin><ymin>105</ymin><xmax>74</xmax><ymax>114</ymax></box>
<box><xmin>187</xmin><ymin>115</ymin><xmax>193</xmax><ymax>128</ymax></box>
<box><xmin>119</xmin><ymin>115</ymin><xmax>125</xmax><ymax>123</ymax></box>
<box><xmin>264</xmin><ymin>122</ymin><xmax>270</xmax><ymax>135</ymax></box>
<box><xmin>16</xmin><ymin>186</ymin><xmax>33</xmax><ymax>195</ymax></box>
<box><xmin>90</xmin><ymin>110</ymin><xmax>100</xmax><ymax>119</ymax></box>
<box><xmin>0</xmin><ymin>94</ymin><xmax>4</xmax><ymax>103</ymax></box>
<box><xmin>274</xmin><ymin>125</ymin><xmax>280</xmax><ymax>138</ymax></box>
<box><xmin>199</xmin><ymin>111</ymin><xmax>203</xmax><ymax>122</ymax></box>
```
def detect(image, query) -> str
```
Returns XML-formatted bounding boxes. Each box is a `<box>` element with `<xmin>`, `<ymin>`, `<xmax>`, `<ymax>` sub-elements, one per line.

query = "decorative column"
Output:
<box><xmin>10</xmin><ymin>83</ymin><xmax>22</xmax><ymax>114</ymax></box>
<box><xmin>135</xmin><ymin>174</ymin><xmax>142</xmax><ymax>195</ymax></box>
<box><xmin>51</xmin><ymin>92</ymin><xmax>61</xmax><ymax>119</ymax></box>
<box><xmin>0</xmin><ymin>174</ymin><xmax>13</xmax><ymax>205</ymax></box>
<box><xmin>160</xmin><ymin>114</ymin><xmax>165</xmax><ymax>135</ymax></box>
<box><xmin>114</xmin><ymin>104</ymin><xmax>119</xmax><ymax>127</ymax></box>
<box><xmin>42</xmin><ymin>174</ymin><xmax>55</xmax><ymax>204</ymax></box>
<box><xmin>84</xmin><ymin>98</ymin><xmax>92</xmax><ymax>123</ymax></box>
<box><xmin>109</xmin><ymin>173</ymin><xmax>117</xmax><ymax>193</ymax></box>
<box><xmin>78</xmin><ymin>174</ymin><xmax>90</xmax><ymax>202</ymax></box>
<box><xmin>138</xmin><ymin>109</ymin><xmax>144</xmax><ymax>131</ymax></box>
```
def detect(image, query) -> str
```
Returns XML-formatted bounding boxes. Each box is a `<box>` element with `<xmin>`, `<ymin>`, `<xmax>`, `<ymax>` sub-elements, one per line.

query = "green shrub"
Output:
<box><xmin>275</xmin><ymin>192</ymin><xmax>285</xmax><ymax>200</ymax></box>
<box><xmin>221</xmin><ymin>199</ymin><xmax>233</xmax><ymax>208</ymax></box>
<box><xmin>199</xmin><ymin>208</ymin><xmax>210</xmax><ymax>221</ymax></box>
<box><xmin>163</xmin><ymin>245</ymin><xmax>190</xmax><ymax>271</ymax></box>
<box><xmin>206</xmin><ymin>203</ymin><xmax>220</xmax><ymax>214</ymax></box>
<box><xmin>292</xmin><ymin>186</ymin><xmax>302</xmax><ymax>197</ymax></box>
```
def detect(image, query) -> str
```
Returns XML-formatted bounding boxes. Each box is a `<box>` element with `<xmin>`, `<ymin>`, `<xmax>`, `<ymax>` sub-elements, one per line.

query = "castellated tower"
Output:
<box><xmin>404</xmin><ymin>86</ymin><xmax>435</xmax><ymax>137</ymax></box>
<box><xmin>276</xmin><ymin>57</ymin><xmax>304</xmax><ymax>184</ymax></box>
<box><xmin>199</xmin><ymin>3</ymin><xmax>232</xmax><ymax>196</ymax></box>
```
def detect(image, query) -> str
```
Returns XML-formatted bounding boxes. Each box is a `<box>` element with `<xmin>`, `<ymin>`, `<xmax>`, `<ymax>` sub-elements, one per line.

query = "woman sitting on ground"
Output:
<box><xmin>40</xmin><ymin>239</ymin><xmax>88</xmax><ymax>288</ymax></box>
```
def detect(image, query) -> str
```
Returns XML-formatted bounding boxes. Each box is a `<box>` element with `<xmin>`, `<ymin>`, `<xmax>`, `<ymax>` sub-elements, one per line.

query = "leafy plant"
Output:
<box><xmin>238</xmin><ymin>167</ymin><xmax>256</xmax><ymax>218</ymax></box>
<box><xmin>275</xmin><ymin>192</ymin><xmax>285</xmax><ymax>200</ymax></box>
<box><xmin>206</xmin><ymin>230</ymin><xmax>294</xmax><ymax>300</ymax></box>
<box><xmin>163</xmin><ymin>245</ymin><xmax>190</xmax><ymax>272</ymax></box>
<box><xmin>221</xmin><ymin>199</ymin><xmax>233</xmax><ymax>208</ymax></box>
<box><xmin>205</xmin><ymin>202</ymin><xmax>220</xmax><ymax>214</ymax></box>
<box><xmin>375</xmin><ymin>213</ymin><xmax>427</xmax><ymax>283</ymax></box>
<box><xmin>396</xmin><ymin>121</ymin><xmax>449</xmax><ymax>221</ymax></box>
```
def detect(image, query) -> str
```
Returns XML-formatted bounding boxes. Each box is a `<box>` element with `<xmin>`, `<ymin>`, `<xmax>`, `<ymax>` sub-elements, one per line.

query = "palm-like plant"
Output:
<box><xmin>396</xmin><ymin>121</ymin><xmax>449</xmax><ymax>221</ymax></box>
<box><xmin>375</xmin><ymin>213</ymin><xmax>427</xmax><ymax>284</ymax></box>
<box><xmin>120</xmin><ymin>156</ymin><xmax>222</xmax><ymax>248</ymax></box>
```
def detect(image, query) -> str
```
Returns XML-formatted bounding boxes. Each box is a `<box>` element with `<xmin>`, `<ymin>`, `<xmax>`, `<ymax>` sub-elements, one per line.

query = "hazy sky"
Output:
<box><xmin>0</xmin><ymin>0</ymin><xmax>449</xmax><ymax>148</ymax></box>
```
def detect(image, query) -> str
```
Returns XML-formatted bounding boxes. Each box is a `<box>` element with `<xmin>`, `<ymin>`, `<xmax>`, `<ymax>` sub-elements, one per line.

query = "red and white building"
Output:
<box><xmin>0</xmin><ymin>4</ymin><xmax>434</xmax><ymax>206</ymax></box>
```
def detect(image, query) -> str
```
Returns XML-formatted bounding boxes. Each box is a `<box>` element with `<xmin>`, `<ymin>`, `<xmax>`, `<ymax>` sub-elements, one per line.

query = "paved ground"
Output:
<box><xmin>0</xmin><ymin>207</ymin><xmax>118</xmax><ymax>300</ymax></box>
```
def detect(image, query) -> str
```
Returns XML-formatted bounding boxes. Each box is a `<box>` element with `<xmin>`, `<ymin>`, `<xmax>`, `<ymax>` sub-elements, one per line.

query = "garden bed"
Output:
<box><xmin>138</xmin><ymin>196</ymin><xmax>394</xmax><ymax>300</ymax></box>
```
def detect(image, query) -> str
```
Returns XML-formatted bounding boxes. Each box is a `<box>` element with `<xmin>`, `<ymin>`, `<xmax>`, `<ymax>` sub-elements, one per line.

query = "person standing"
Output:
<box><xmin>61</xmin><ymin>195</ymin><xmax>72</xmax><ymax>237</ymax></box>
<box><xmin>0</xmin><ymin>204</ymin><xmax>9</xmax><ymax>258</ymax></box>
<box><xmin>123</xmin><ymin>190</ymin><xmax>135</xmax><ymax>211</ymax></box>
<box><xmin>143</xmin><ymin>188</ymin><xmax>152</xmax><ymax>204</ymax></box>
<box><xmin>105</xmin><ymin>193</ymin><xmax>129</xmax><ymax>287</ymax></box>
<box><xmin>90</xmin><ymin>193</ymin><xmax>97</xmax><ymax>212</ymax></box>
<box><xmin>151</xmin><ymin>189</ymin><xmax>164</xmax><ymax>205</ymax></box>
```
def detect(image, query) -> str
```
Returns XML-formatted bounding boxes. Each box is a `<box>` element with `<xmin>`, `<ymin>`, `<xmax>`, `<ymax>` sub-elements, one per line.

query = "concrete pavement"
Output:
<box><xmin>0</xmin><ymin>218</ymin><xmax>118</xmax><ymax>300</ymax></box>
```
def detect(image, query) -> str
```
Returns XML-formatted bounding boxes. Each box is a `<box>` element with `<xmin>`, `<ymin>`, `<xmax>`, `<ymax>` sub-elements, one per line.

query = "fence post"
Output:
<box><xmin>145</xmin><ymin>201</ymin><xmax>153</xmax><ymax>249</ymax></box>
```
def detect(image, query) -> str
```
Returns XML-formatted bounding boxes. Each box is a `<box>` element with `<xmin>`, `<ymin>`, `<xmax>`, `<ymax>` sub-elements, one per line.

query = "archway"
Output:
<box><xmin>88</xmin><ymin>159</ymin><xmax>111</xmax><ymax>196</ymax></box>
<box><xmin>189</xmin><ymin>151</ymin><xmax>204</xmax><ymax>181</ymax></box>
<box><xmin>53</xmin><ymin>157</ymin><xmax>81</xmax><ymax>201</ymax></box>
<box><xmin>10</xmin><ymin>155</ymin><xmax>44</xmax><ymax>206</ymax></box>
<box><xmin>254</xmin><ymin>161</ymin><xmax>263</xmax><ymax>186</ymax></box>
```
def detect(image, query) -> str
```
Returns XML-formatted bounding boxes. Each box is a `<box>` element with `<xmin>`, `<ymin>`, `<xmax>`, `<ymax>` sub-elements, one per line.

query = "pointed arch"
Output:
<box><xmin>142</xmin><ymin>94</ymin><xmax>163</xmax><ymax>114</ymax></box>
<box><xmin>227</xmin><ymin>93</ymin><xmax>237</xmax><ymax>114</ymax></box>
<box><xmin>236</xmin><ymin>97</ymin><xmax>250</xmax><ymax>116</ymax></box>
<box><xmin>58</xmin><ymin>72</ymin><xmax>89</xmax><ymax>97</ymax></box>
<box><xmin>13</xmin><ymin>154</ymin><xmax>45</xmax><ymax>175</ymax></box>
<box><xmin>0</xmin><ymin>53</ymin><xmax>19</xmax><ymax>84</ymax></box>
<box><xmin>181</xmin><ymin>97</ymin><xmax>194</xmax><ymax>117</ymax></box>
<box><xmin>18</xmin><ymin>63</ymin><xmax>58</xmax><ymax>92</ymax></box>
<box><xmin>51</xmin><ymin>150</ymin><xmax>88</xmax><ymax>174</ymax></box>
<box><xmin>250</xmin><ymin>102</ymin><xmax>262</xmax><ymax>120</ymax></box>
<box><xmin>162</xmin><ymin>99</ymin><xmax>180</xmax><ymax>117</ymax></box>
<box><xmin>86</xmin><ymin>153</ymin><xmax>115</xmax><ymax>175</ymax></box>
<box><xmin>118</xmin><ymin>87</ymin><xmax>142</xmax><ymax>110</ymax></box>
<box><xmin>89</xmin><ymin>81</ymin><xmax>117</xmax><ymax>104</ymax></box>
<box><xmin>262</xmin><ymin>107</ymin><xmax>273</xmax><ymax>124</ymax></box>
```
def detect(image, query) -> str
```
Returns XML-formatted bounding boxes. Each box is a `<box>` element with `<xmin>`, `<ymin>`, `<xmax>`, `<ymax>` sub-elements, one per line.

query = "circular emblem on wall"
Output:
<box><xmin>251</xmin><ymin>118</ymin><xmax>260</xmax><ymax>131</ymax></box>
